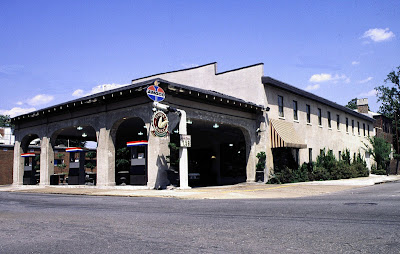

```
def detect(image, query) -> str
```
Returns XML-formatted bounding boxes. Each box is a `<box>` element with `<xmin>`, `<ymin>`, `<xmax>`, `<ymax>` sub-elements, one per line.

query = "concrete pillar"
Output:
<box><xmin>96</xmin><ymin>127</ymin><xmax>116</xmax><ymax>186</ymax></box>
<box><xmin>40</xmin><ymin>137</ymin><xmax>54</xmax><ymax>185</ymax></box>
<box><xmin>246</xmin><ymin>131</ymin><xmax>257</xmax><ymax>183</ymax></box>
<box><xmin>147</xmin><ymin>129</ymin><xmax>169</xmax><ymax>189</ymax></box>
<box><xmin>12</xmin><ymin>141</ymin><xmax>24</xmax><ymax>186</ymax></box>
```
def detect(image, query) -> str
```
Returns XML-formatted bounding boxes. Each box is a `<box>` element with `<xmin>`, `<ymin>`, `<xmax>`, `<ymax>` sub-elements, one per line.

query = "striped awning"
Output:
<box><xmin>270</xmin><ymin>119</ymin><xmax>307</xmax><ymax>149</ymax></box>
<box><xmin>21</xmin><ymin>153</ymin><xmax>36</xmax><ymax>157</ymax></box>
<box><xmin>66</xmin><ymin>147</ymin><xmax>85</xmax><ymax>152</ymax></box>
<box><xmin>127</xmin><ymin>140</ymin><xmax>148</xmax><ymax>147</ymax></box>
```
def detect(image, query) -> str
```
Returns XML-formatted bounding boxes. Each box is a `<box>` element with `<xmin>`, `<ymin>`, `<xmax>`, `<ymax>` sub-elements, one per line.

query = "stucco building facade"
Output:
<box><xmin>10</xmin><ymin>62</ymin><xmax>375</xmax><ymax>188</ymax></box>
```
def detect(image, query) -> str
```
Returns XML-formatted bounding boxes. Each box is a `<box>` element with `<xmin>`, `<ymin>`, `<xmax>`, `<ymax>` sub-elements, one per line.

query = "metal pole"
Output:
<box><xmin>177</xmin><ymin>109</ymin><xmax>190</xmax><ymax>189</ymax></box>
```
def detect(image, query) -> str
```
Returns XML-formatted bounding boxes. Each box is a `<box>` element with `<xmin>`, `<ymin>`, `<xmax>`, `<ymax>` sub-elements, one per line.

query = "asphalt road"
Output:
<box><xmin>0</xmin><ymin>182</ymin><xmax>399</xmax><ymax>254</ymax></box>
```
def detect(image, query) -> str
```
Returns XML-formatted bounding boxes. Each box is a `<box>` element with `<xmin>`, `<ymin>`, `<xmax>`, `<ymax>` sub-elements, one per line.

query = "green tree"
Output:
<box><xmin>364</xmin><ymin>136</ymin><xmax>391</xmax><ymax>173</ymax></box>
<box><xmin>376</xmin><ymin>66</ymin><xmax>400</xmax><ymax>150</ymax></box>
<box><xmin>0</xmin><ymin>115</ymin><xmax>11</xmax><ymax>127</ymax></box>
<box><xmin>345</xmin><ymin>98</ymin><xmax>358</xmax><ymax>110</ymax></box>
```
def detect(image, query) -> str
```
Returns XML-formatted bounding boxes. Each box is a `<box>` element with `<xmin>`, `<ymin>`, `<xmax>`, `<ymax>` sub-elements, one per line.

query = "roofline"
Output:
<box><xmin>131</xmin><ymin>62</ymin><xmax>217</xmax><ymax>83</ymax></box>
<box><xmin>216</xmin><ymin>63</ymin><xmax>264</xmax><ymax>75</ymax></box>
<box><xmin>12</xmin><ymin>78</ymin><xmax>263</xmax><ymax>123</ymax></box>
<box><xmin>262</xmin><ymin>76</ymin><xmax>375</xmax><ymax>122</ymax></box>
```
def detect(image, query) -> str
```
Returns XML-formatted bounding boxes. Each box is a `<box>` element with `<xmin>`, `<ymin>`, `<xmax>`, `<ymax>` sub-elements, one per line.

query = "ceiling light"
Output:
<box><xmin>138</xmin><ymin>131</ymin><xmax>143</xmax><ymax>136</ymax></box>
<box><xmin>213</xmin><ymin>123</ymin><xmax>219</xmax><ymax>129</ymax></box>
<box><xmin>229</xmin><ymin>144</ymin><xmax>233</xmax><ymax>147</ymax></box>
<box><xmin>174</xmin><ymin>129</ymin><xmax>179</xmax><ymax>134</ymax></box>
<box><xmin>77</xmin><ymin>126</ymin><xmax>83</xmax><ymax>131</ymax></box>
<box><xmin>82</xmin><ymin>133</ymin><xmax>88</xmax><ymax>138</ymax></box>
<box><xmin>186</xmin><ymin>119</ymin><xmax>193</xmax><ymax>124</ymax></box>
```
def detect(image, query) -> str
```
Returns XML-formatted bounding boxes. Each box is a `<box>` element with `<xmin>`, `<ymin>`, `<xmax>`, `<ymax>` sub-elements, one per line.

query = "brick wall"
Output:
<box><xmin>0</xmin><ymin>146</ymin><xmax>13</xmax><ymax>185</ymax></box>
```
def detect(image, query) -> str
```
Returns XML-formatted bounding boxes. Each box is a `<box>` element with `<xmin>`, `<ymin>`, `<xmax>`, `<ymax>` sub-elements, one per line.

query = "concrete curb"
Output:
<box><xmin>1</xmin><ymin>174</ymin><xmax>399</xmax><ymax>200</ymax></box>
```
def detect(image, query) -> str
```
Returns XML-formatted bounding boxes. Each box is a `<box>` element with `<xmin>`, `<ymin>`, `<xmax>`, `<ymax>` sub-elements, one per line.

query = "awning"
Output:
<box><xmin>270</xmin><ymin>119</ymin><xmax>307</xmax><ymax>149</ymax></box>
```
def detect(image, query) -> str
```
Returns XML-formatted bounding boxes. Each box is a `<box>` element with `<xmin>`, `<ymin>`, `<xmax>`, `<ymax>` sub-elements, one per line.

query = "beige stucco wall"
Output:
<box><xmin>132</xmin><ymin>63</ymin><xmax>266</xmax><ymax>106</ymax></box>
<box><xmin>265</xmin><ymin>85</ymin><xmax>375</xmax><ymax>170</ymax></box>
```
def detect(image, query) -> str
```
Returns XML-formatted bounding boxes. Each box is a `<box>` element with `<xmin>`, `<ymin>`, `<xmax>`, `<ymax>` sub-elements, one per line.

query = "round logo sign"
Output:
<box><xmin>146</xmin><ymin>85</ymin><xmax>165</xmax><ymax>102</ymax></box>
<box><xmin>151</xmin><ymin>110</ymin><xmax>169</xmax><ymax>137</ymax></box>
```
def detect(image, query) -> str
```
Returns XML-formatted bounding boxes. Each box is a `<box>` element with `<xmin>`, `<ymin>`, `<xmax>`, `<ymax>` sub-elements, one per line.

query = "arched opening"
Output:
<box><xmin>169</xmin><ymin>119</ymin><xmax>247</xmax><ymax>187</ymax></box>
<box><xmin>51</xmin><ymin>125</ymin><xmax>97</xmax><ymax>185</ymax></box>
<box><xmin>114</xmin><ymin>117</ymin><xmax>148</xmax><ymax>185</ymax></box>
<box><xmin>20</xmin><ymin>134</ymin><xmax>41</xmax><ymax>185</ymax></box>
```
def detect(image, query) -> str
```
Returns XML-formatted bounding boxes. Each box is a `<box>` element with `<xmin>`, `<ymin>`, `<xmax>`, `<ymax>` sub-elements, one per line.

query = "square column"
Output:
<box><xmin>40</xmin><ymin>137</ymin><xmax>54</xmax><ymax>185</ymax></box>
<box><xmin>12</xmin><ymin>141</ymin><xmax>24</xmax><ymax>186</ymax></box>
<box><xmin>147</xmin><ymin>130</ymin><xmax>170</xmax><ymax>189</ymax></box>
<box><xmin>246</xmin><ymin>132</ymin><xmax>257</xmax><ymax>183</ymax></box>
<box><xmin>96</xmin><ymin>127</ymin><xmax>116</xmax><ymax>186</ymax></box>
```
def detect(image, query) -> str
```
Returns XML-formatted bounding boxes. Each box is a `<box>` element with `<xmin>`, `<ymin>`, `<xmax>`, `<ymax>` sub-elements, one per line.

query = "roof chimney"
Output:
<box><xmin>357</xmin><ymin>98</ymin><xmax>369</xmax><ymax>114</ymax></box>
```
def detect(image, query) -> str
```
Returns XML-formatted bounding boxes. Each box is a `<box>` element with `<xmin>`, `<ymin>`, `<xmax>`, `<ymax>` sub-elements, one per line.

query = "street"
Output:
<box><xmin>1</xmin><ymin>182</ymin><xmax>399</xmax><ymax>253</ymax></box>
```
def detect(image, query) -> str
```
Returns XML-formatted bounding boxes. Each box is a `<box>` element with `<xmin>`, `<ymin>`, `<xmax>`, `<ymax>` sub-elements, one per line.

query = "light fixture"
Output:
<box><xmin>229</xmin><ymin>144</ymin><xmax>233</xmax><ymax>147</ymax></box>
<box><xmin>123</xmin><ymin>117</ymin><xmax>127</xmax><ymax>120</ymax></box>
<box><xmin>213</xmin><ymin>123</ymin><xmax>219</xmax><ymax>129</ymax></box>
<box><xmin>174</xmin><ymin>129</ymin><xmax>179</xmax><ymax>134</ymax></box>
<box><xmin>211</xmin><ymin>155</ymin><xmax>216</xmax><ymax>159</ymax></box>
<box><xmin>238</xmin><ymin>151</ymin><xmax>241</xmax><ymax>154</ymax></box>
<box><xmin>143</xmin><ymin>125</ymin><xmax>147</xmax><ymax>129</ymax></box>
<box><xmin>77</xmin><ymin>126</ymin><xmax>83</xmax><ymax>131</ymax></box>
<box><xmin>138</xmin><ymin>131</ymin><xmax>143</xmax><ymax>136</ymax></box>
<box><xmin>186</xmin><ymin>119</ymin><xmax>193</xmax><ymax>124</ymax></box>
<box><xmin>82</xmin><ymin>133</ymin><xmax>88</xmax><ymax>138</ymax></box>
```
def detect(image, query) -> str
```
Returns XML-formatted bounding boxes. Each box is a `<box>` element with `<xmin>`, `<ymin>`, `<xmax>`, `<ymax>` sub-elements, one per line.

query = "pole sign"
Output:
<box><xmin>146</xmin><ymin>83</ymin><xmax>165</xmax><ymax>102</ymax></box>
<box><xmin>180</xmin><ymin>134</ymin><xmax>191</xmax><ymax>148</ymax></box>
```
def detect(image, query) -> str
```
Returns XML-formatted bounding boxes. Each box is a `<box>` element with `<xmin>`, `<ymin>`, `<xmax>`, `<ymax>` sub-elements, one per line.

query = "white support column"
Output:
<box><xmin>40</xmin><ymin>137</ymin><xmax>54</xmax><ymax>185</ymax></box>
<box><xmin>12</xmin><ymin>141</ymin><xmax>24</xmax><ymax>186</ymax></box>
<box><xmin>177</xmin><ymin>109</ymin><xmax>190</xmax><ymax>189</ymax></box>
<box><xmin>246</xmin><ymin>131</ymin><xmax>257</xmax><ymax>183</ymax></box>
<box><xmin>96</xmin><ymin>127</ymin><xmax>116</xmax><ymax>186</ymax></box>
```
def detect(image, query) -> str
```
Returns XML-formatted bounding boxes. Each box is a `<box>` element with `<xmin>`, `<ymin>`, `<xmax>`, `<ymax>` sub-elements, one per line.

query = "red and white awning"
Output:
<box><xmin>127</xmin><ymin>140</ymin><xmax>148</xmax><ymax>147</ymax></box>
<box><xmin>66</xmin><ymin>147</ymin><xmax>84</xmax><ymax>152</ymax></box>
<box><xmin>21</xmin><ymin>153</ymin><xmax>36</xmax><ymax>157</ymax></box>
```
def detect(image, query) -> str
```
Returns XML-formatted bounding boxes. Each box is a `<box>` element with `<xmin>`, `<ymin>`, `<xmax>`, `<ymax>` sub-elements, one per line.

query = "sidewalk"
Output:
<box><xmin>1</xmin><ymin>174</ymin><xmax>399</xmax><ymax>200</ymax></box>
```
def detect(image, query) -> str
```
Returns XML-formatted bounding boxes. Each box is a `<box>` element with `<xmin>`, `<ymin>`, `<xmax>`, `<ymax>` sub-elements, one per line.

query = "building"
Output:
<box><xmin>10</xmin><ymin>62</ymin><xmax>375</xmax><ymax>188</ymax></box>
<box><xmin>0</xmin><ymin>127</ymin><xmax>15</xmax><ymax>145</ymax></box>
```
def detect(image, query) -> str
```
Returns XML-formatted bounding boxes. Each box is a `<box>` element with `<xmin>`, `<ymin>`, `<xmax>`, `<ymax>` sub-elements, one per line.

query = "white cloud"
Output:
<box><xmin>90</xmin><ymin>83</ymin><xmax>129</xmax><ymax>94</ymax></box>
<box><xmin>16</xmin><ymin>101</ymin><xmax>23</xmax><ymax>105</ymax></box>
<box><xmin>0</xmin><ymin>64</ymin><xmax>24</xmax><ymax>75</ymax></box>
<box><xmin>72</xmin><ymin>89</ymin><xmax>84</xmax><ymax>97</ymax></box>
<box><xmin>309</xmin><ymin>73</ymin><xmax>332</xmax><ymax>82</ymax></box>
<box><xmin>305</xmin><ymin>84</ymin><xmax>320</xmax><ymax>91</ymax></box>
<box><xmin>309</xmin><ymin>73</ymin><xmax>350</xmax><ymax>83</ymax></box>
<box><xmin>72</xmin><ymin>83</ymin><xmax>130</xmax><ymax>98</ymax></box>
<box><xmin>352</xmin><ymin>61</ymin><xmax>360</xmax><ymax>65</ymax></box>
<box><xmin>358</xmin><ymin>89</ymin><xmax>377</xmax><ymax>97</ymax></box>
<box><xmin>358</xmin><ymin>77</ymin><xmax>373</xmax><ymax>84</ymax></box>
<box><xmin>27</xmin><ymin>94</ymin><xmax>54</xmax><ymax>106</ymax></box>
<box><xmin>0</xmin><ymin>107</ymin><xmax>36</xmax><ymax>117</ymax></box>
<box><xmin>362</xmin><ymin>28</ymin><xmax>395</xmax><ymax>42</ymax></box>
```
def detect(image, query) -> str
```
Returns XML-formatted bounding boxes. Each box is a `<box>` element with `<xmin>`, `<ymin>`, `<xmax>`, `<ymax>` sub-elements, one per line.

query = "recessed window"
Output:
<box><xmin>357</xmin><ymin>121</ymin><xmax>360</xmax><ymax>135</ymax></box>
<box><xmin>346</xmin><ymin>117</ymin><xmax>349</xmax><ymax>132</ymax></box>
<box><xmin>278</xmin><ymin>95</ymin><xmax>284</xmax><ymax>117</ymax></box>
<box><xmin>306</xmin><ymin>104</ymin><xmax>311</xmax><ymax>123</ymax></box>
<box><xmin>293</xmin><ymin>100</ymin><xmax>298</xmax><ymax>121</ymax></box>
<box><xmin>328</xmin><ymin>111</ymin><xmax>331</xmax><ymax>128</ymax></box>
<box><xmin>368</xmin><ymin>125</ymin><xmax>370</xmax><ymax>136</ymax></box>
<box><xmin>352</xmin><ymin>120</ymin><xmax>354</xmax><ymax>134</ymax></box>
<box><xmin>336</xmin><ymin>114</ymin><xmax>340</xmax><ymax>130</ymax></box>
<box><xmin>309</xmin><ymin>148</ymin><xmax>313</xmax><ymax>163</ymax></box>
<box><xmin>318</xmin><ymin>108</ymin><xmax>322</xmax><ymax>126</ymax></box>
<box><xmin>363</xmin><ymin>123</ymin><xmax>366</xmax><ymax>136</ymax></box>
<box><xmin>339</xmin><ymin>151</ymin><xmax>342</xmax><ymax>160</ymax></box>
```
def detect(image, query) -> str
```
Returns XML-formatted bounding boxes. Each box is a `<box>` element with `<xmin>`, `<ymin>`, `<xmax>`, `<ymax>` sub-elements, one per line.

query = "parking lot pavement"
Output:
<box><xmin>1</xmin><ymin>174</ymin><xmax>399</xmax><ymax>199</ymax></box>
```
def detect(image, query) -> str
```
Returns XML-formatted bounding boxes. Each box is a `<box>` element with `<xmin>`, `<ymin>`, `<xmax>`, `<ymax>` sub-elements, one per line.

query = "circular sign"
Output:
<box><xmin>151</xmin><ymin>110</ymin><xmax>169</xmax><ymax>137</ymax></box>
<box><xmin>146</xmin><ymin>85</ymin><xmax>165</xmax><ymax>102</ymax></box>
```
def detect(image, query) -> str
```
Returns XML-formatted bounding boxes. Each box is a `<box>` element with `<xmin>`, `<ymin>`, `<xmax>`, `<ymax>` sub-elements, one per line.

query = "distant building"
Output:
<box><xmin>0</xmin><ymin>127</ymin><xmax>15</xmax><ymax>145</ymax></box>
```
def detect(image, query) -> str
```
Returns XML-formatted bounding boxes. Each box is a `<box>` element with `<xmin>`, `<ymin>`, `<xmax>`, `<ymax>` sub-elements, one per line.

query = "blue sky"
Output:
<box><xmin>0</xmin><ymin>0</ymin><xmax>399</xmax><ymax>117</ymax></box>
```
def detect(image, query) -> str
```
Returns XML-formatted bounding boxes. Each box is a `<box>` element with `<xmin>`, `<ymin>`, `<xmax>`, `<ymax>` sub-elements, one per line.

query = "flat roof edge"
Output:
<box><xmin>262</xmin><ymin>76</ymin><xmax>375</xmax><ymax>122</ymax></box>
